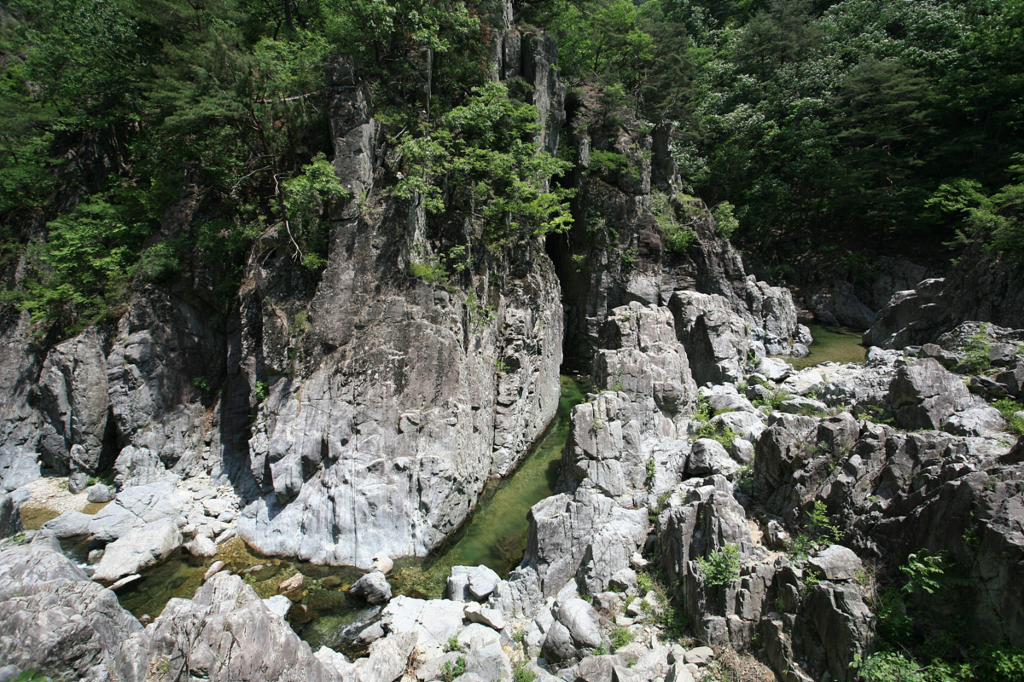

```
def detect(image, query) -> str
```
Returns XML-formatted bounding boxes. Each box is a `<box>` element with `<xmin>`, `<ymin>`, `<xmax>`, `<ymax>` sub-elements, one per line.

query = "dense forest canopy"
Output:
<box><xmin>0</xmin><ymin>0</ymin><xmax>1022</xmax><ymax>334</ymax></box>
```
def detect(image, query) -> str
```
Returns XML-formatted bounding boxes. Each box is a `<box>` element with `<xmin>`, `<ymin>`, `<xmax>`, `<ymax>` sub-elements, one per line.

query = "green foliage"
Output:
<box><xmin>637</xmin><ymin>571</ymin><xmax>654</xmax><ymax>594</ymax></box>
<box><xmin>254</xmin><ymin>380</ymin><xmax>269</xmax><ymax>402</ymax></box>
<box><xmin>807</xmin><ymin>499</ymin><xmax>841</xmax><ymax>546</ymax></box>
<box><xmin>193</xmin><ymin>376</ymin><xmax>212</xmax><ymax>392</ymax></box>
<box><xmin>394</xmin><ymin>81</ymin><xmax>575</xmax><ymax>245</ymax></box>
<box><xmin>610</xmin><ymin>625</ymin><xmax>634</xmax><ymax>649</ymax></box>
<box><xmin>445</xmin><ymin>635</ymin><xmax>458</xmax><ymax>653</ymax></box>
<box><xmin>14</xmin><ymin>671</ymin><xmax>49</xmax><ymax>682</ymax></box>
<box><xmin>439</xmin><ymin>656</ymin><xmax>467</xmax><ymax>682</ymax></box>
<box><xmin>620</xmin><ymin>246</ymin><xmax>640</xmax><ymax>269</ymax></box>
<box><xmin>512</xmin><ymin>662</ymin><xmax>537</xmax><ymax>682</ymax></box>
<box><xmin>992</xmin><ymin>398</ymin><xmax>1024</xmax><ymax>436</ymax></box>
<box><xmin>752</xmin><ymin>389</ymin><xmax>790</xmax><ymax>411</ymax></box>
<box><xmin>646</xmin><ymin>456</ymin><xmax>656</xmax><ymax>480</ymax></box>
<box><xmin>712</xmin><ymin>201</ymin><xmax>738</xmax><ymax>240</ymax></box>
<box><xmin>696</xmin><ymin>544</ymin><xmax>741</xmax><ymax>588</ymax></box>
<box><xmin>282</xmin><ymin>153</ymin><xmax>349</xmax><ymax>269</ymax></box>
<box><xmin>650</xmin><ymin>191</ymin><xmax>697</xmax><ymax>253</ymax></box>
<box><xmin>592</xmin><ymin>643</ymin><xmax>608</xmax><ymax>656</ymax></box>
<box><xmin>6</xmin><ymin>196</ymin><xmax>153</xmax><ymax>333</ymax></box>
<box><xmin>961</xmin><ymin>329</ymin><xmax>992</xmax><ymax>374</ymax></box>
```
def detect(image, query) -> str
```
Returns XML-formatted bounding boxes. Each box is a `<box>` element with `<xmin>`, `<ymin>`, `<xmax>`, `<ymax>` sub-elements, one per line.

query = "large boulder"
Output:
<box><xmin>349</xmin><ymin>570</ymin><xmax>392</xmax><ymax>604</ymax></box>
<box><xmin>0</xmin><ymin>533</ymin><xmax>149</xmax><ymax>682</ymax></box>
<box><xmin>668</xmin><ymin>291</ymin><xmax>752</xmax><ymax>385</ymax></box>
<box><xmin>887</xmin><ymin>359</ymin><xmax>972</xmax><ymax>430</ymax></box>
<box><xmin>91</xmin><ymin>517</ymin><xmax>183</xmax><ymax>583</ymax></box>
<box><xmin>146</xmin><ymin>572</ymin><xmax>339</xmax><ymax>682</ymax></box>
<box><xmin>0</xmin><ymin>492</ymin><xmax>21</xmax><ymax>538</ymax></box>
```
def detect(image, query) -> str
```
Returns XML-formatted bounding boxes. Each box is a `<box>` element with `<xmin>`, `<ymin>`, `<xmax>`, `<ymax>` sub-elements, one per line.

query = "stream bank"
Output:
<box><xmin>57</xmin><ymin>374</ymin><xmax>588</xmax><ymax>652</ymax></box>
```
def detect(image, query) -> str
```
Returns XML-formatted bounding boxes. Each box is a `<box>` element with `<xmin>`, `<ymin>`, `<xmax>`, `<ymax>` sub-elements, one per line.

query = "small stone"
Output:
<box><xmin>263</xmin><ymin>595</ymin><xmax>292</xmax><ymax>619</ymax></box>
<box><xmin>468</xmin><ymin>564</ymin><xmax>501</xmax><ymax>601</ymax></box>
<box><xmin>187</xmin><ymin>535</ymin><xmax>218</xmax><ymax>558</ymax></box>
<box><xmin>87</xmin><ymin>549</ymin><xmax>104</xmax><ymax>565</ymax></box>
<box><xmin>371</xmin><ymin>551</ymin><xmax>394</xmax><ymax>575</ymax></box>
<box><xmin>204</xmin><ymin>561</ymin><xmax>226</xmax><ymax>581</ymax></box>
<box><xmin>86</xmin><ymin>483</ymin><xmax>114</xmax><ymax>503</ymax></box>
<box><xmin>278</xmin><ymin>572</ymin><xmax>304</xmax><ymax>593</ymax></box>
<box><xmin>808</xmin><ymin>545</ymin><xmax>863</xmax><ymax>581</ymax></box>
<box><xmin>356</xmin><ymin>622</ymin><xmax>385</xmax><ymax>645</ymax></box>
<box><xmin>464</xmin><ymin>602</ymin><xmax>506</xmax><ymax>630</ymax></box>
<box><xmin>349</xmin><ymin>570</ymin><xmax>392</xmax><ymax>604</ymax></box>
<box><xmin>683</xmin><ymin>646</ymin><xmax>714</xmax><ymax>665</ymax></box>
<box><xmin>108</xmin><ymin>574</ymin><xmax>142</xmax><ymax>590</ymax></box>
<box><xmin>215</xmin><ymin>528</ymin><xmax>236</xmax><ymax>544</ymax></box>
<box><xmin>665</xmin><ymin>663</ymin><xmax>695</xmax><ymax>682</ymax></box>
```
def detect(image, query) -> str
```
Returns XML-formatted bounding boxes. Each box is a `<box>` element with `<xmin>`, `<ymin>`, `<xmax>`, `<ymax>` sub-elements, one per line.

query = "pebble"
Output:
<box><xmin>204</xmin><ymin>561</ymin><xmax>226</xmax><ymax>581</ymax></box>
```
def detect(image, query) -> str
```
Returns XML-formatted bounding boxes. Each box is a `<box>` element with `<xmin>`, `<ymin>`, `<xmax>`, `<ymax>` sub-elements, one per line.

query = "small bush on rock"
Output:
<box><xmin>697</xmin><ymin>544</ymin><xmax>741</xmax><ymax>588</ymax></box>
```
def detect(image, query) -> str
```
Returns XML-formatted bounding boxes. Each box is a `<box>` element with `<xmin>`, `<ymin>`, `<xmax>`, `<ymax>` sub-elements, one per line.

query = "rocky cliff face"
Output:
<box><xmin>547</xmin><ymin>96</ymin><xmax>806</xmax><ymax>375</ymax></box>
<box><xmin>0</xmin><ymin>41</ymin><xmax>565</xmax><ymax>569</ymax></box>
<box><xmin>865</xmin><ymin>244</ymin><xmax>1024</xmax><ymax>348</ymax></box>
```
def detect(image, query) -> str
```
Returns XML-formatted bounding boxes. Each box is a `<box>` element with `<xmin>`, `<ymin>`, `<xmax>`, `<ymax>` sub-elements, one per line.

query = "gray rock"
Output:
<box><xmin>350</xmin><ymin>570</ymin><xmax>392</xmax><ymax>604</ymax></box>
<box><xmin>575</xmin><ymin>655</ymin><xmax>619</xmax><ymax>682</ymax></box>
<box><xmin>379</xmin><ymin>596</ymin><xmax>466</xmax><ymax>648</ymax></box>
<box><xmin>351</xmin><ymin>631</ymin><xmax>418</xmax><ymax>682</ymax></box>
<box><xmin>465</xmin><ymin>633</ymin><xmax>512</xmax><ymax>681</ymax></box>
<box><xmin>780</xmin><ymin>371</ymin><xmax>825</xmax><ymax>397</ymax></box>
<box><xmin>88</xmin><ymin>476</ymin><xmax>190</xmax><ymax>542</ymax></box>
<box><xmin>263</xmin><ymin>594</ymin><xmax>293</xmax><ymax>619</ymax></box>
<box><xmin>608</xmin><ymin>567</ymin><xmax>637</xmax><ymax>593</ymax></box>
<box><xmin>0</xmin><ymin>493</ymin><xmax>22</xmax><ymax>538</ymax></box>
<box><xmin>942</xmin><ymin>406</ymin><xmax>1006</xmax><ymax>437</ymax></box>
<box><xmin>465</xmin><ymin>601</ymin><xmax>506</xmax><ymax>630</ymax></box>
<box><xmin>187</xmin><ymin>535</ymin><xmax>218</xmax><ymax>558</ymax></box>
<box><xmin>669</xmin><ymin>292</ymin><xmax>752</xmax><ymax>385</ymax></box>
<box><xmin>808</xmin><ymin>545</ymin><xmax>864</xmax><ymax>581</ymax></box>
<box><xmin>555</xmin><ymin>598</ymin><xmax>603</xmax><ymax>649</ymax></box>
<box><xmin>86</xmin><ymin>483</ymin><xmax>114</xmax><ymax>503</ymax></box>
<box><xmin>447</xmin><ymin>565</ymin><xmax>473</xmax><ymax>602</ymax></box>
<box><xmin>804</xmin><ymin>582</ymin><xmax>874</xmax><ymax>682</ymax></box>
<box><xmin>37</xmin><ymin>328</ymin><xmax>112</xmax><ymax>479</ymax></box>
<box><xmin>665</xmin><ymin>662</ymin><xmax>696</xmax><ymax>682</ymax></box>
<box><xmin>371</xmin><ymin>551</ymin><xmax>394</xmax><ymax>574</ymax></box>
<box><xmin>712</xmin><ymin>411</ymin><xmax>766</xmax><ymax>441</ymax></box>
<box><xmin>92</xmin><ymin>517</ymin><xmax>183</xmax><ymax>583</ymax></box>
<box><xmin>468</xmin><ymin>564</ymin><xmax>501</xmax><ymax>602</ymax></box>
<box><xmin>204</xmin><ymin>561</ymin><xmax>226</xmax><ymax>581</ymax></box>
<box><xmin>888</xmin><ymin>359</ymin><xmax>972</xmax><ymax>430</ymax></box>
<box><xmin>919</xmin><ymin>343</ymin><xmax>959</xmax><ymax>369</ymax></box>
<box><xmin>542</xmin><ymin>620</ymin><xmax>578</xmax><ymax>663</ymax></box>
<box><xmin>108</xmin><ymin>573</ymin><xmax>142</xmax><ymax>591</ymax></box>
<box><xmin>147</xmin><ymin>572</ymin><xmax>339</xmax><ymax>682</ymax></box>
<box><xmin>758</xmin><ymin>357</ymin><xmax>794</xmax><ymax>382</ymax></box>
<box><xmin>356</xmin><ymin>621</ymin><xmax>386</xmax><ymax>645</ymax></box>
<box><xmin>778</xmin><ymin>397</ymin><xmax>828</xmax><ymax>415</ymax></box>
<box><xmin>0</xmin><ymin>533</ymin><xmax>148</xmax><ymax>682</ymax></box>
<box><xmin>683</xmin><ymin>646</ymin><xmax>714</xmax><ymax>665</ymax></box>
<box><xmin>687</xmin><ymin>439</ymin><xmax>739</xmax><ymax>478</ymax></box>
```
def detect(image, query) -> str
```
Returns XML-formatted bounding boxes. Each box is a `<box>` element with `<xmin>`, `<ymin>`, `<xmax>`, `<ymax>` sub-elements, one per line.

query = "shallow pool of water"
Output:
<box><xmin>785</xmin><ymin>324</ymin><xmax>867</xmax><ymax>370</ymax></box>
<box><xmin>105</xmin><ymin>374</ymin><xmax>588</xmax><ymax>652</ymax></box>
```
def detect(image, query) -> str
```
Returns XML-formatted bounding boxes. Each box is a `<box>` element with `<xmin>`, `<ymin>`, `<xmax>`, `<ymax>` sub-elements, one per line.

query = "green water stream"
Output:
<box><xmin>784</xmin><ymin>323</ymin><xmax>867</xmax><ymax>370</ymax></box>
<box><xmin>86</xmin><ymin>374</ymin><xmax>588</xmax><ymax>651</ymax></box>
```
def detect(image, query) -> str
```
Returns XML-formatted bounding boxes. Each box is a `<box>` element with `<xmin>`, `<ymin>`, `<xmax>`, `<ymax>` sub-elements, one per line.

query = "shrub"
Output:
<box><xmin>962</xmin><ymin>328</ymin><xmax>992</xmax><ymax>374</ymax></box>
<box><xmin>439</xmin><ymin>656</ymin><xmax>467</xmax><ymax>682</ymax></box>
<box><xmin>512</xmin><ymin>663</ymin><xmax>537</xmax><ymax>682</ymax></box>
<box><xmin>697</xmin><ymin>544</ymin><xmax>741</xmax><ymax>588</ymax></box>
<box><xmin>611</xmin><ymin>626</ymin><xmax>634</xmax><ymax>649</ymax></box>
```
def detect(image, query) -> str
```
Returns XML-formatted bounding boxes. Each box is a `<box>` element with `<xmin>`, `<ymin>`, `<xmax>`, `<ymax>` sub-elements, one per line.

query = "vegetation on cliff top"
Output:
<box><xmin>0</xmin><ymin>0</ymin><xmax>1021</xmax><ymax>337</ymax></box>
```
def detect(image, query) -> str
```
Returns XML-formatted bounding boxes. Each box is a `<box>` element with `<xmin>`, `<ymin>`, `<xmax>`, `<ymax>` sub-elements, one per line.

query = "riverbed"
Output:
<box><xmin>75</xmin><ymin>373</ymin><xmax>588</xmax><ymax>652</ymax></box>
<box><xmin>786</xmin><ymin>323</ymin><xmax>867</xmax><ymax>370</ymax></box>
